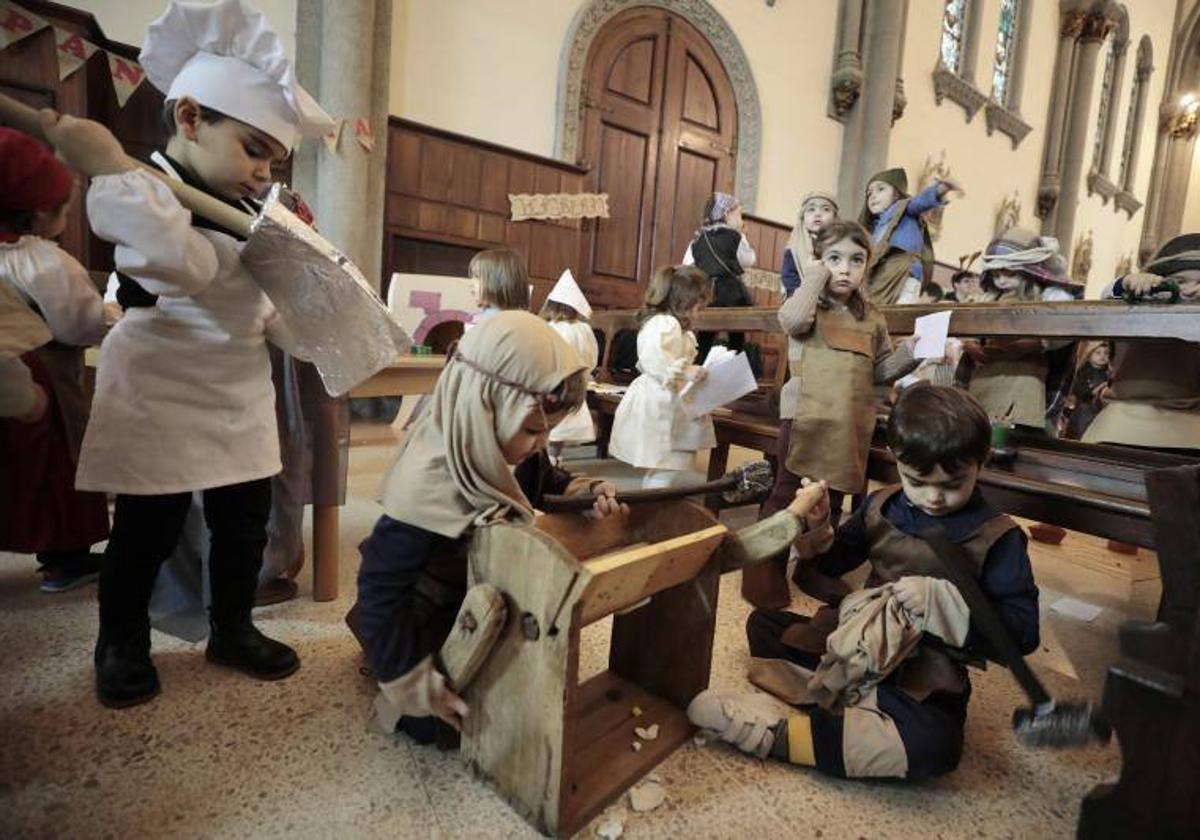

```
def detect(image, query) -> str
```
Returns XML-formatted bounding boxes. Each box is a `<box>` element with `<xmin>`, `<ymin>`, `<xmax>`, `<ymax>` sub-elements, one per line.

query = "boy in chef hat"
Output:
<box><xmin>43</xmin><ymin>0</ymin><xmax>334</xmax><ymax>708</ymax></box>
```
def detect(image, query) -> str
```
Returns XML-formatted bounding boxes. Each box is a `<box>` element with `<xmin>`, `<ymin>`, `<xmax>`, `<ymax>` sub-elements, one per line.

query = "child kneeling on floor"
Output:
<box><xmin>350</xmin><ymin>311</ymin><xmax>628</xmax><ymax>747</ymax></box>
<box><xmin>690</xmin><ymin>384</ymin><xmax>1039</xmax><ymax>781</ymax></box>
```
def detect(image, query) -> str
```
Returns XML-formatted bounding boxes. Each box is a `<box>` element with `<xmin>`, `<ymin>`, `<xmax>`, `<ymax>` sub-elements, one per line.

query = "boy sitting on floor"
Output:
<box><xmin>690</xmin><ymin>384</ymin><xmax>1039</xmax><ymax>781</ymax></box>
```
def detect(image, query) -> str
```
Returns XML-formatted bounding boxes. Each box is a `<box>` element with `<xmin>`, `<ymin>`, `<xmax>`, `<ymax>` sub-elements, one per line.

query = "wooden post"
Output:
<box><xmin>312</xmin><ymin>503</ymin><xmax>340</xmax><ymax>601</ymax></box>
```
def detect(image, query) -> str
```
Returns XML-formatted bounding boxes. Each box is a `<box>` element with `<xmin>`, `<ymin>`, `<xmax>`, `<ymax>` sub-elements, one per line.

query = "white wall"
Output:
<box><xmin>390</xmin><ymin>0</ymin><xmax>842</xmax><ymax>225</ymax></box>
<box><xmin>67</xmin><ymin>0</ymin><xmax>297</xmax><ymax>56</ymax></box>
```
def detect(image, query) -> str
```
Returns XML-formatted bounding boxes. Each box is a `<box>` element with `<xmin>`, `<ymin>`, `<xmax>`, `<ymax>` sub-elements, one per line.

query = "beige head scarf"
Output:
<box><xmin>380</xmin><ymin>310</ymin><xmax>585</xmax><ymax>538</ymax></box>
<box><xmin>787</xmin><ymin>191</ymin><xmax>839</xmax><ymax>274</ymax></box>
<box><xmin>0</xmin><ymin>281</ymin><xmax>50</xmax><ymax>357</ymax></box>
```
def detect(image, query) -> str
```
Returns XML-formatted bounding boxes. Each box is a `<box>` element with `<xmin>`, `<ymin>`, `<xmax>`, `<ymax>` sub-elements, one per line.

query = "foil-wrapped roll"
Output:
<box><xmin>243</xmin><ymin>185</ymin><xmax>411</xmax><ymax>396</ymax></box>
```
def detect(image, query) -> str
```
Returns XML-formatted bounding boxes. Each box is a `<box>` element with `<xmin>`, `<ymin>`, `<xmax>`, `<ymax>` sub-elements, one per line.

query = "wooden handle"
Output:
<box><xmin>540</xmin><ymin>473</ymin><xmax>738</xmax><ymax>513</ymax></box>
<box><xmin>0</xmin><ymin>92</ymin><xmax>254</xmax><ymax>238</ymax></box>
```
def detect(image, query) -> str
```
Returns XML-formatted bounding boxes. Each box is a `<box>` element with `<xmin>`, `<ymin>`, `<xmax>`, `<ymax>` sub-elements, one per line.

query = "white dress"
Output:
<box><xmin>548</xmin><ymin>319</ymin><xmax>598</xmax><ymax>444</ymax></box>
<box><xmin>76</xmin><ymin>169</ymin><xmax>302</xmax><ymax>494</ymax></box>
<box><xmin>0</xmin><ymin>236</ymin><xmax>107</xmax><ymax>347</ymax></box>
<box><xmin>609</xmin><ymin>314</ymin><xmax>715</xmax><ymax>470</ymax></box>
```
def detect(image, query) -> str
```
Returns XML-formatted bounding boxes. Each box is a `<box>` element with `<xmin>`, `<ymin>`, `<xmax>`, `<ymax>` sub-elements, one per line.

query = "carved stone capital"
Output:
<box><xmin>892</xmin><ymin>77</ymin><xmax>907</xmax><ymax>125</ymax></box>
<box><xmin>1114</xmin><ymin>189</ymin><xmax>1143</xmax><ymax>218</ymax></box>
<box><xmin>828</xmin><ymin>53</ymin><xmax>863</xmax><ymax>120</ymax></box>
<box><xmin>1036</xmin><ymin>185</ymin><xmax>1059</xmax><ymax>219</ymax></box>
<box><xmin>984</xmin><ymin>100</ymin><xmax>1032</xmax><ymax>149</ymax></box>
<box><xmin>1061</xmin><ymin>10</ymin><xmax>1087</xmax><ymax>40</ymax></box>
<box><xmin>1079</xmin><ymin>11</ymin><xmax>1116</xmax><ymax>43</ymax></box>
<box><xmin>932</xmin><ymin>63</ymin><xmax>987</xmax><ymax>122</ymax></box>
<box><xmin>1087</xmin><ymin>169</ymin><xmax>1118</xmax><ymax>204</ymax></box>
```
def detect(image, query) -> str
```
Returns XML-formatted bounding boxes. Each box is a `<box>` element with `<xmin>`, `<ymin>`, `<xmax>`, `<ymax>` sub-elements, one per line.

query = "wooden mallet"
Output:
<box><xmin>0</xmin><ymin>91</ymin><xmax>410</xmax><ymax>397</ymax></box>
<box><xmin>539</xmin><ymin>459</ymin><xmax>774</xmax><ymax>513</ymax></box>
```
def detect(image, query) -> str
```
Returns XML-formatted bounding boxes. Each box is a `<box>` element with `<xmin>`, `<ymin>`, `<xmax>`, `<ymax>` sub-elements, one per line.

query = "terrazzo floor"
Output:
<box><xmin>0</xmin><ymin>433</ymin><xmax>1152</xmax><ymax>839</ymax></box>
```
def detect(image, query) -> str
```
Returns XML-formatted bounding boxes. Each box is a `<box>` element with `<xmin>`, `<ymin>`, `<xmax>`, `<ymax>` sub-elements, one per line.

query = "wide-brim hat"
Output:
<box><xmin>1143</xmin><ymin>233</ymin><xmax>1200</xmax><ymax>278</ymax></box>
<box><xmin>981</xmin><ymin>226</ymin><xmax>1077</xmax><ymax>289</ymax></box>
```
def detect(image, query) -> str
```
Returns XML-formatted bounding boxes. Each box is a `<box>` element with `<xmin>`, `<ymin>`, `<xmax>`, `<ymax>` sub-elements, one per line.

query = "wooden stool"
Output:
<box><xmin>462</xmin><ymin>501</ymin><xmax>728</xmax><ymax>837</ymax></box>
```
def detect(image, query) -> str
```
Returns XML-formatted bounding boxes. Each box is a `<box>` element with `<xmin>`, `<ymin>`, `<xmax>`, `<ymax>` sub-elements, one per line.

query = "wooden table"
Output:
<box><xmin>309</xmin><ymin>355</ymin><xmax>446</xmax><ymax>601</ymax></box>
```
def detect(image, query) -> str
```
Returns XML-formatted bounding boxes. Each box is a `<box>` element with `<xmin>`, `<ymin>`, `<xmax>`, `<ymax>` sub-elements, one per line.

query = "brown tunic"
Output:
<box><xmin>781</xmin><ymin>486</ymin><xmax>1019</xmax><ymax>700</ymax></box>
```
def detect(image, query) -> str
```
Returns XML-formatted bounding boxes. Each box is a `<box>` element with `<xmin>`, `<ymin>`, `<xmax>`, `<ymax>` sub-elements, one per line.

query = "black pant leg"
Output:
<box><xmin>203</xmin><ymin>478</ymin><xmax>272</xmax><ymax>626</ymax></box>
<box><xmin>99</xmin><ymin>492</ymin><xmax>193</xmax><ymax>630</ymax></box>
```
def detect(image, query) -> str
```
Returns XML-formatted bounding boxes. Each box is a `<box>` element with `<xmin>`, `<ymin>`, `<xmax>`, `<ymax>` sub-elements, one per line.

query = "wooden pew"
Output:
<box><xmin>588</xmin><ymin>301</ymin><xmax>1200</xmax><ymax>549</ymax></box>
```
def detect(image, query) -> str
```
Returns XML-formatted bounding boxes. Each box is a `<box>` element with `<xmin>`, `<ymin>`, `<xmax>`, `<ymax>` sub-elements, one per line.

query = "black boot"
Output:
<box><xmin>94</xmin><ymin>623</ymin><xmax>159</xmax><ymax>708</ymax></box>
<box><xmin>206</xmin><ymin>619</ymin><xmax>299</xmax><ymax>680</ymax></box>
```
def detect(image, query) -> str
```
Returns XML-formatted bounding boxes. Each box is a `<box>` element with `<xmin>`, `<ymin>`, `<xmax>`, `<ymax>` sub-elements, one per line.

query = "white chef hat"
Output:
<box><xmin>547</xmin><ymin>269</ymin><xmax>591</xmax><ymax>318</ymax></box>
<box><xmin>140</xmin><ymin>0</ymin><xmax>334</xmax><ymax>150</ymax></box>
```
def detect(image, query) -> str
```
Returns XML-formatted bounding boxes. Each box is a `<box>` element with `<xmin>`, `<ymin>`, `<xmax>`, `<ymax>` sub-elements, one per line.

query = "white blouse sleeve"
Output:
<box><xmin>682</xmin><ymin>243</ymin><xmax>696</xmax><ymax>266</ymax></box>
<box><xmin>637</xmin><ymin>316</ymin><xmax>692</xmax><ymax>390</ymax></box>
<box><xmin>7</xmin><ymin>239</ymin><xmax>107</xmax><ymax>346</ymax></box>
<box><xmin>737</xmin><ymin>233</ymin><xmax>757</xmax><ymax>269</ymax></box>
<box><xmin>87</xmin><ymin>170</ymin><xmax>220</xmax><ymax>298</ymax></box>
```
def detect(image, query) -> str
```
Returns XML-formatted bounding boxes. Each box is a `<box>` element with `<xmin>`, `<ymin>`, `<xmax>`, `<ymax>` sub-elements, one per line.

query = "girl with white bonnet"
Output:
<box><xmin>351</xmin><ymin>311</ymin><xmax>626</xmax><ymax>748</ymax></box>
<box><xmin>44</xmin><ymin>0</ymin><xmax>335</xmax><ymax>708</ymax></box>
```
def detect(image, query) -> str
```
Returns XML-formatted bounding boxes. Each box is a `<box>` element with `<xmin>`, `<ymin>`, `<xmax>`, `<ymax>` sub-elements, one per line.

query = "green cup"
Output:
<box><xmin>991</xmin><ymin>422</ymin><xmax>1010</xmax><ymax>449</ymax></box>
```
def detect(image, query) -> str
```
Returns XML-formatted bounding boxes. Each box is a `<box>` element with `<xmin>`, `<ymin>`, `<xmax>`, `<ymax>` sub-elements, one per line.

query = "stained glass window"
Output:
<box><xmin>940</xmin><ymin>0</ymin><xmax>969</xmax><ymax>74</ymax></box>
<box><xmin>991</xmin><ymin>0</ymin><xmax>1020</xmax><ymax>105</ymax></box>
<box><xmin>1117</xmin><ymin>73</ymin><xmax>1141</xmax><ymax>186</ymax></box>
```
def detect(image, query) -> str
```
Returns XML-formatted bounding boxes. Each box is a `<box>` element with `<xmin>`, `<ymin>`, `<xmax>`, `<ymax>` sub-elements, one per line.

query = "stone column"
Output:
<box><xmin>1053</xmin><ymin>10</ymin><xmax>1114</xmax><ymax>254</ymax></box>
<box><xmin>1036</xmin><ymin>11</ymin><xmax>1084</xmax><ymax>233</ymax></box>
<box><xmin>293</xmin><ymin>0</ymin><xmax>392</xmax><ymax>290</ymax></box>
<box><xmin>837</xmin><ymin>0</ymin><xmax>904</xmax><ymax>211</ymax></box>
<box><xmin>1120</xmin><ymin>58</ymin><xmax>1152</xmax><ymax>192</ymax></box>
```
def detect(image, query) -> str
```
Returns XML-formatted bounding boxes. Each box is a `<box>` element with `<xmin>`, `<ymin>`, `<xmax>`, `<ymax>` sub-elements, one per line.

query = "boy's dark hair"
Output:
<box><xmin>887</xmin><ymin>384</ymin><xmax>991</xmax><ymax>474</ymax></box>
<box><xmin>161</xmin><ymin>99</ymin><xmax>228</xmax><ymax>134</ymax></box>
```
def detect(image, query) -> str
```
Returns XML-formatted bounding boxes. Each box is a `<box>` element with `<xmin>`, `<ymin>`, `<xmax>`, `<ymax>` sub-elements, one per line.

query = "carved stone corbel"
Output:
<box><xmin>1087</xmin><ymin>169</ymin><xmax>1118</xmax><ymax>204</ymax></box>
<box><xmin>829</xmin><ymin>59</ymin><xmax>863</xmax><ymax>119</ymax></box>
<box><xmin>892</xmin><ymin>77</ymin><xmax>907</xmax><ymax>124</ymax></box>
<box><xmin>1036</xmin><ymin>184</ymin><xmax>1059</xmax><ymax>220</ymax></box>
<box><xmin>933</xmin><ymin>63</ymin><xmax>987</xmax><ymax>121</ymax></box>
<box><xmin>984</xmin><ymin>100</ymin><xmax>1033</xmax><ymax>148</ymax></box>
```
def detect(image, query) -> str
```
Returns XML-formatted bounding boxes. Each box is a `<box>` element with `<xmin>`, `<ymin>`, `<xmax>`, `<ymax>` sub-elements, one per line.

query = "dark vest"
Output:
<box><xmin>691</xmin><ymin>227</ymin><xmax>744</xmax><ymax>280</ymax></box>
<box><xmin>782</xmin><ymin>486</ymin><xmax>1020</xmax><ymax>700</ymax></box>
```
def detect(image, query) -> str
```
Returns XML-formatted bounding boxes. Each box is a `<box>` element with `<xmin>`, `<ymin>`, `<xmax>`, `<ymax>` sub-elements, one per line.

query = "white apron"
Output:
<box><xmin>547</xmin><ymin>319</ymin><xmax>598</xmax><ymax>444</ymax></box>
<box><xmin>76</xmin><ymin>167</ymin><xmax>300</xmax><ymax>494</ymax></box>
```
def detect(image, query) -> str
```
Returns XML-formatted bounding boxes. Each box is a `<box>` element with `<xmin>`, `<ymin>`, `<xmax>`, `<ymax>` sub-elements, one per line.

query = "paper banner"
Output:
<box><xmin>322</xmin><ymin>118</ymin><xmax>343</xmax><ymax>152</ymax></box>
<box><xmin>0</xmin><ymin>1</ymin><xmax>48</xmax><ymax>50</ymax></box>
<box><xmin>509</xmin><ymin>193</ymin><xmax>610</xmax><ymax>222</ymax></box>
<box><xmin>106</xmin><ymin>53</ymin><xmax>145</xmax><ymax>108</ymax></box>
<box><xmin>54</xmin><ymin>26</ymin><xmax>98</xmax><ymax>81</ymax></box>
<box><xmin>352</xmin><ymin>117</ymin><xmax>374</xmax><ymax>152</ymax></box>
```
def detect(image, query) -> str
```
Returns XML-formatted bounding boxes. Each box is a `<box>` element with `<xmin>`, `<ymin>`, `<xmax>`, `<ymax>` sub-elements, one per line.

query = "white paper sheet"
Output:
<box><xmin>1049</xmin><ymin>596</ymin><xmax>1103</xmax><ymax>623</ymax></box>
<box><xmin>682</xmin><ymin>351</ymin><xmax>757</xmax><ymax>418</ymax></box>
<box><xmin>912</xmin><ymin>310</ymin><xmax>953</xmax><ymax>360</ymax></box>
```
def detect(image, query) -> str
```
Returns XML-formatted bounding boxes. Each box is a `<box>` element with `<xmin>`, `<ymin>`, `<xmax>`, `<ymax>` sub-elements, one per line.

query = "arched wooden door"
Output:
<box><xmin>578</xmin><ymin>8</ymin><xmax>738</xmax><ymax>308</ymax></box>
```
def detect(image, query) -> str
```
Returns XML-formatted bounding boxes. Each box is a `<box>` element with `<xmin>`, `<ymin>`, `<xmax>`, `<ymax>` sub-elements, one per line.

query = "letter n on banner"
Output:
<box><xmin>55</xmin><ymin>27</ymin><xmax>98</xmax><ymax>81</ymax></box>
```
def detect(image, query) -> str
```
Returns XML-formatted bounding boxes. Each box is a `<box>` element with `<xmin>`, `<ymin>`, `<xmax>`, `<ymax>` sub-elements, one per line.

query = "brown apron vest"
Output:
<box><xmin>782</xmin><ymin>486</ymin><xmax>1020</xmax><ymax>700</ymax></box>
<box><xmin>31</xmin><ymin>342</ymin><xmax>90</xmax><ymax>461</ymax></box>
<box><xmin>1109</xmin><ymin>340</ymin><xmax>1200</xmax><ymax>410</ymax></box>
<box><xmin>786</xmin><ymin>306</ymin><xmax>883</xmax><ymax>494</ymax></box>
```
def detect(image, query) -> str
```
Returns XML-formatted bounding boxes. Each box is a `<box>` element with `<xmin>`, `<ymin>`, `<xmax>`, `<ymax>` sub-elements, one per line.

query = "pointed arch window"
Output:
<box><xmin>991</xmin><ymin>0</ymin><xmax>1021</xmax><ymax>106</ymax></box>
<box><xmin>1114</xmin><ymin>36</ymin><xmax>1152</xmax><ymax>217</ymax></box>
<box><xmin>940</xmin><ymin>0</ymin><xmax>970</xmax><ymax>74</ymax></box>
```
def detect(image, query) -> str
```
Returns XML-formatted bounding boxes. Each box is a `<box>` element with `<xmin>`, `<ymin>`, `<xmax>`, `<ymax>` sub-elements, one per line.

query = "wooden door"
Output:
<box><xmin>578</xmin><ymin>9</ymin><xmax>738</xmax><ymax>308</ymax></box>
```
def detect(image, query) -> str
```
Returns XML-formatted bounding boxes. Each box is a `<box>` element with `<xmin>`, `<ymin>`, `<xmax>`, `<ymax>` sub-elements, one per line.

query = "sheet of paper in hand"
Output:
<box><xmin>682</xmin><ymin>351</ymin><xmax>757</xmax><ymax>418</ymax></box>
<box><xmin>913</xmin><ymin>310</ymin><xmax>952</xmax><ymax>360</ymax></box>
<box><xmin>243</xmin><ymin>185</ymin><xmax>412</xmax><ymax>396</ymax></box>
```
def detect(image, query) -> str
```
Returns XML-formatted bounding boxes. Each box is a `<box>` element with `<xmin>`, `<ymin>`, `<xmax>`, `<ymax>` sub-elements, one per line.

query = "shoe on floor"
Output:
<box><xmin>39</xmin><ymin>552</ymin><xmax>103</xmax><ymax>594</ymax></box>
<box><xmin>687</xmin><ymin>689</ymin><xmax>782</xmax><ymax>758</ymax></box>
<box><xmin>207</xmin><ymin>621</ymin><xmax>299</xmax><ymax>680</ymax></box>
<box><xmin>95</xmin><ymin>628</ymin><xmax>160</xmax><ymax>709</ymax></box>
<box><xmin>254</xmin><ymin>577</ymin><xmax>298</xmax><ymax>607</ymax></box>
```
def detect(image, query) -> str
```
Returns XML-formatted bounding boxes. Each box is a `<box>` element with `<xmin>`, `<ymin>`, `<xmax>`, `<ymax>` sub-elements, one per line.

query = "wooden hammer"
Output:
<box><xmin>539</xmin><ymin>459</ymin><xmax>774</xmax><ymax>513</ymax></box>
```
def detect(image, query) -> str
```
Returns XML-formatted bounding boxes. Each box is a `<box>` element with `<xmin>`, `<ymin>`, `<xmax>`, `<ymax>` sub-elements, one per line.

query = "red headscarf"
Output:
<box><xmin>0</xmin><ymin>128</ymin><xmax>74</xmax><ymax>213</ymax></box>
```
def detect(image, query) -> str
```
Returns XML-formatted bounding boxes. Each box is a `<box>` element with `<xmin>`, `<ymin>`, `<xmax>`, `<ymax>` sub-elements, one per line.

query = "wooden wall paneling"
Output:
<box><xmin>391</xmin><ymin>130</ymin><xmax>422</xmax><ymax>194</ymax></box>
<box><xmin>480</xmin><ymin>153</ymin><xmax>509</xmax><ymax>213</ymax></box>
<box><xmin>448</xmin><ymin>144</ymin><xmax>482</xmax><ymax>207</ymax></box>
<box><xmin>535</xmin><ymin>166</ymin><xmax>561</xmax><ymax>196</ymax></box>
<box><xmin>418</xmin><ymin>139</ymin><xmax>453</xmax><ymax>202</ymax></box>
<box><xmin>509</xmin><ymin>158</ymin><xmax>536</xmax><ymax>195</ymax></box>
<box><xmin>478</xmin><ymin>212</ymin><xmax>506</xmax><ymax>244</ymax></box>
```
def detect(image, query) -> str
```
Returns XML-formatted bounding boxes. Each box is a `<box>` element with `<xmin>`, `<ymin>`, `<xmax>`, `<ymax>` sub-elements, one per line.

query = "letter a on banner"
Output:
<box><xmin>107</xmin><ymin>54</ymin><xmax>146</xmax><ymax>108</ymax></box>
<box><xmin>0</xmin><ymin>1</ymin><xmax>49</xmax><ymax>49</ymax></box>
<box><xmin>55</xmin><ymin>27</ymin><xmax>98</xmax><ymax>80</ymax></box>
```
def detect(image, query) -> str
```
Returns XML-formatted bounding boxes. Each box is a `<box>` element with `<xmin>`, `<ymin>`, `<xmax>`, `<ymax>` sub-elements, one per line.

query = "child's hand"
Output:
<box><xmin>587</xmin><ymin>482</ymin><xmax>629</xmax><ymax>519</ymax></box>
<box><xmin>17</xmin><ymin>382</ymin><xmax>48</xmax><ymax>424</ymax></box>
<box><xmin>789</xmin><ymin>477</ymin><xmax>830</xmax><ymax>526</ymax></box>
<box><xmin>892</xmin><ymin>575</ymin><xmax>935</xmax><ymax>617</ymax></box>
<box><xmin>688</xmin><ymin>365</ymin><xmax>708</xmax><ymax>384</ymax></box>
<box><xmin>1120</xmin><ymin>272</ymin><xmax>1160</xmax><ymax>298</ymax></box>
<box><xmin>40</xmin><ymin>111</ymin><xmax>134</xmax><ymax>177</ymax></box>
<box><xmin>938</xmin><ymin>178</ymin><xmax>965</xmax><ymax>199</ymax></box>
<box><xmin>801</xmin><ymin>260</ymin><xmax>831</xmax><ymax>287</ymax></box>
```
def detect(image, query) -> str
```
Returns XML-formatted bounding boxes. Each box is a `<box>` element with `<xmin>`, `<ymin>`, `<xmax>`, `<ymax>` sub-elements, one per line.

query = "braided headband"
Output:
<box><xmin>450</xmin><ymin>351</ymin><xmax>569</xmax><ymax>413</ymax></box>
